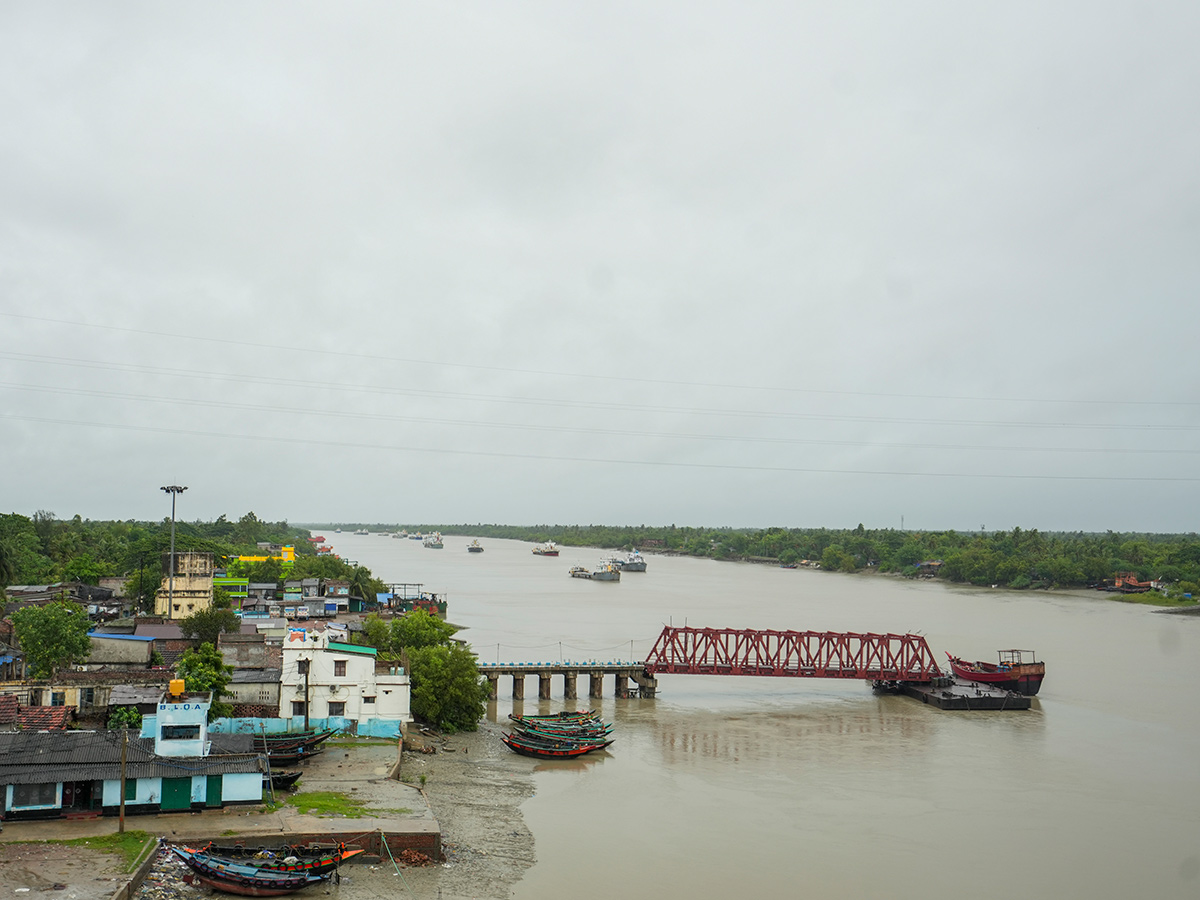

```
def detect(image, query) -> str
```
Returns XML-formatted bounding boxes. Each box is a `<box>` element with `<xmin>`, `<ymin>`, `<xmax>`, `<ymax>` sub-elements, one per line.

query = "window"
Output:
<box><xmin>297</xmin><ymin>660</ymin><xmax>310</xmax><ymax>675</ymax></box>
<box><xmin>161</xmin><ymin>724</ymin><xmax>201</xmax><ymax>741</ymax></box>
<box><xmin>50</xmin><ymin>692</ymin><xmax>66</xmax><ymax>707</ymax></box>
<box><xmin>328</xmin><ymin>701</ymin><xmax>345</xmax><ymax>717</ymax></box>
<box><xmin>292</xmin><ymin>701</ymin><xmax>307</xmax><ymax>716</ymax></box>
<box><xmin>363</xmin><ymin>695</ymin><xmax>376</xmax><ymax>704</ymax></box>
<box><xmin>334</xmin><ymin>660</ymin><xmax>347</xmax><ymax>677</ymax></box>
<box><xmin>12</xmin><ymin>783</ymin><xmax>58</xmax><ymax>808</ymax></box>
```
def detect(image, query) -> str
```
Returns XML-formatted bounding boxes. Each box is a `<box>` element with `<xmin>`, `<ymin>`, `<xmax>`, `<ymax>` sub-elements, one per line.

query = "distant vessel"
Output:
<box><xmin>392</xmin><ymin>530</ymin><xmax>407</xmax><ymax>539</ymax></box>
<box><xmin>947</xmin><ymin>650</ymin><xmax>1045</xmax><ymax>696</ymax></box>
<box><xmin>532</xmin><ymin>542</ymin><xmax>560</xmax><ymax>557</ymax></box>
<box><xmin>569</xmin><ymin>565</ymin><xmax>591</xmax><ymax>579</ymax></box>
<box><xmin>591</xmin><ymin>562</ymin><xmax>621</xmax><ymax>582</ymax></box>
<box><xmin>409</xmin><ymin>532</ymin><xmax>423</xmax><ymax>540</ymax></box>
<box><xmin>424</xmin><ymin>532</ymin><xmax>444</xmax><ymax>549</ymax></box>
<box><xmin>467</xmin><ymin>540</ymin><xmax>484</xmax><ymax>553</ymax></box>
<box><xmin>612</xmin><ymin>549</ymin><xmax>647</xmax><ymax>572</ymax></box>
<box><xmin>354</xmin><ymin>528</ymin><xmax>368</xmax><ymax>535</ymax></box>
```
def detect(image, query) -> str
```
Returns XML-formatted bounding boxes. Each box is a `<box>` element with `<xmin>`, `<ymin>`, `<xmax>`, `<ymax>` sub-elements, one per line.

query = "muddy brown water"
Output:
<box><xmin>335</xmin><ymin>533</ymin><xmax>1200</xmax><ymax>900</ymax></box>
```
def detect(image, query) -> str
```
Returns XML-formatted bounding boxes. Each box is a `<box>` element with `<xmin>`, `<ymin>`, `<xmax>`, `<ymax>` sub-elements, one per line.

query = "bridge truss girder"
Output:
<box><xmin>643</xmin><ymin>626</ymin><xmax>943</xmax><ymax>682</ymax></box>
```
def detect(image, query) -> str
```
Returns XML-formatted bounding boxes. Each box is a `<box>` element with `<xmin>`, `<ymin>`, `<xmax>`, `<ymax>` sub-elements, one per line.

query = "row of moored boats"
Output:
<box><xmin>501</xmin><ymin>710</ymin><xmax>614</xmax><ymax>759</ymax></box>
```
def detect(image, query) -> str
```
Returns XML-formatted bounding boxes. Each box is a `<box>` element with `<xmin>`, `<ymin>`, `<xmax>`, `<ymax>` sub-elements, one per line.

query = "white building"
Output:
<box><xmin>280</xmin><ymin>629</ymin><xmax>411</xmax><ymax>737</ymax></box>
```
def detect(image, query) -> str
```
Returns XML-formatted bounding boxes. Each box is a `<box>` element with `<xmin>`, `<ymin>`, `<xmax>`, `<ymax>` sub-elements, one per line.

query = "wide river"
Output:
<box><xmin>329</xmin><ymin>532</ymin><xmax>1200</xmax><ymax>900</ymax></box>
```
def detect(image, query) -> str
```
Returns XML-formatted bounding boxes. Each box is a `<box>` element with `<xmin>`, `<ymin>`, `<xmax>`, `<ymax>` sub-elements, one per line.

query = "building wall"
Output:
<box><xmin>280</xmin><ymin>633</ymin><xmax>411</xmax><ymax>728</ymax></box>
<box><xmin>87</xmin><ymin>637</ymin><xmax>153</xmax><ymax>666</ymax></box>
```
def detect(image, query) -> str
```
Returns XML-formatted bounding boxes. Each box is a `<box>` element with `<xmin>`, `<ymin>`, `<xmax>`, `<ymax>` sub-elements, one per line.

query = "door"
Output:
<box><xmin>161</xmin><ymin>777</ymin><xmax>192</xmax><ymax>811</ymax></box>
<box><xmin>205</xmin><ymin>775</ymin><xmax>222</xmax><ymax>808</ymax></box>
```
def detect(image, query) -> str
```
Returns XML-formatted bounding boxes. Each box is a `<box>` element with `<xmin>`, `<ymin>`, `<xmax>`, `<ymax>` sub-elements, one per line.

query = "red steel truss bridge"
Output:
<box><xmin>643</xmin><ymin>626</ymin><xmax>944</xmax><ymax>683</ymax></box>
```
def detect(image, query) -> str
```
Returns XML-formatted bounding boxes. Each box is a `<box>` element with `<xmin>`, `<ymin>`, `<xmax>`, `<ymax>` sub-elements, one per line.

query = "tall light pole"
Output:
<box><xmin>161</xmin><ymin>485</ymin><xmax>187</xmax><ymax>612</ymax></box>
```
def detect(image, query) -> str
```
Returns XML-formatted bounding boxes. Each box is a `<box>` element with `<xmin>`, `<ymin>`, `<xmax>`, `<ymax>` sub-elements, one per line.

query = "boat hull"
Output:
<box><xmin>947</xmin><ymin>656</ymin><xmax>1045</xmax><ymax>695</ymax></box>
<box><xmin>501</xmin><ymin>734</ymin><xmax>612</xmax><ymax>759</ymax></box>
<box><xmin>172</xmin><ymin>848</ymin><xmax>324</xmax><ymax>895</ymax></box>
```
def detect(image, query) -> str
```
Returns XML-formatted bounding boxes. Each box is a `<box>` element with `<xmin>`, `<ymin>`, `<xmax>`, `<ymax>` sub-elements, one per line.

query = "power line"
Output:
<box><xmin>2</xmin><ymin>412</ymin><xmax>1196</xmax><ymax>482</ymax></box>
<box><xmin>2</xmin><ymin>310</ymin><xmax>1196</xmax><ymax>409</ymax></box>
<box><xmin>3</xmin><ymin>380</ymin><xmax>1195</xmax><ymax>455</ymax></box>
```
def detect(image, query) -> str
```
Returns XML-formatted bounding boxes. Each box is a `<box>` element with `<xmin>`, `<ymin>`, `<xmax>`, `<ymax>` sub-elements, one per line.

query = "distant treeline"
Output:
<box><xmin>339</xmin><ymin>522</ymin><xmax>1199</xmax><ymax>601</ymax></box>
<box><xmin>0</xmin><ymin>511</ymin><xmax>384</xmax><ymax>608</ymax></box>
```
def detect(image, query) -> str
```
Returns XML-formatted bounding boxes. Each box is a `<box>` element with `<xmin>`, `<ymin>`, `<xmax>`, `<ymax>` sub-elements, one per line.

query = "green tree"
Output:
<box><xmin>176</xmin><ymin>643</ymin><xmax>234</xmax><ymax>721</ymax></box>
<box><xmin>179</xmin><ymin>605</ymin><xmax>241</xmax><ymax>648</ymax></box>
<box><xmin>11</xmin><ymin>600</ymin><xmax>93</xmax><ymax>678</ymax></box>
<box><xmin>390</xmin><ymin>609</ymin><xmax>458</xmax><ymax>649</ymax></box>
<box><xmin>406</xmin><ymin>642</ymin><xmax>489</xmax><ymax>733</ymax></box>
<box><xmin>108</xmin><ymin>706</ymin><xmax>143</xmax><ymax>730</ymax></box>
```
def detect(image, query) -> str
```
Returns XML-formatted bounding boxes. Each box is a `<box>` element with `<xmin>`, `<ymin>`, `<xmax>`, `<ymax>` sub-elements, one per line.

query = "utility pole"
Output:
<box><xmin>160</xmin><ymin>485</ymin><xmax>187</xmax><ymax>613</ymax></box>
<box><xmin>118</xmin><ymin>729</ymin><xmax>128</xmax><ymax>834</ymax></box>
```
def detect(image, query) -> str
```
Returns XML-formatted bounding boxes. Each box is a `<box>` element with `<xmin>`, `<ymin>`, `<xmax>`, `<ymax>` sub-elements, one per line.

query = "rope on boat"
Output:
<box><xmin>379</xmin><ymin>828</ymin><xmax>418</xmax><ymax>900</ymax></box>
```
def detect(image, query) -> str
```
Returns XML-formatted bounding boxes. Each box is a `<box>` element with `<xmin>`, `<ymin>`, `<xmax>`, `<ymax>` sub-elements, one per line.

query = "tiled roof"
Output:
<box><xmin>0</xmin><ymin>694</ymin><xmax>17</xmax><ymax>724</ymax></box>
<box><xmin>16</xmin><ymin>706</ymin><xmax>74</xmax><ymax>730</ymax></box>
<box><xmin>229</xmin><ymin>668</ymin><xmax>281</xmax><ymax>684</ymax></box>
<box><xmin>0</xmin><ymin>730</ymin><xmax>264</xmax><ymax>784</ymax></box>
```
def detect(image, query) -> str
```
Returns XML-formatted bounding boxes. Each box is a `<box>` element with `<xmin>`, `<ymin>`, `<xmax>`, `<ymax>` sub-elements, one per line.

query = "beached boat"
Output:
<box><xmin>501</xmin><ymin>732</ymin><xmax>613</xmax><ymax>760</ymax></box>
<box><xmin>265</xmin><ymin>770</ymin><xmax>303</xmax><ymax>791</ymax></box>
<box><xmin>184</xmin><ymin>843</ymin><xmax>364</xmax><ymax>876</ymax></box>
<box><xmin>172</xmin><ymin>847</ymin><xmax>325</xmax><ymax>896</ymax></box>
<box><xmin>532</xmin><ymin>542</ymin><xmax>560</xmax><ymax>556</ymax></box>
<box><xmin>947</xmin><ymin>650</ymin><xmax>1045</xmax><ymax>695</ymax></box>
<box><xmin>569</xmin><ymin>566</ymin><xmax>591</xmax><ymax>579</ymax></box>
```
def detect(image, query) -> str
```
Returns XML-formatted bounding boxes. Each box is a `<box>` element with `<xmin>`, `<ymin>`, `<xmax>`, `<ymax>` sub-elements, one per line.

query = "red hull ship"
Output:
<box><xmin>947</xmin><ymin>650</ymin><xmax>1045</xmax><ymax>696</ymax></box>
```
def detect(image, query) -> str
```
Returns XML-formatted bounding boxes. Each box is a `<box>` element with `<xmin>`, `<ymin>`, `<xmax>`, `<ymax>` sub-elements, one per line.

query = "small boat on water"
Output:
<box><xmin>467</xmin><ymin>540</ymin><xmax>484</xmax><ymax>552</ymax></box>
<box><xmin>591</xmin><ymin>562</ymin><xmax>621</xmax><ymax>582</ymax></box>
<box><xmin>423</xmin><ymin>532</ymin><xmax>444</xmax><ymax>548</ymax></box>
<box><xmin>613</xmin><ymin>549</ymin><xmax>647</xmax><ymax>572</ymax></box>
<box><xmin>947</xmin><ymin>650</ymin><xmax>1046</xmax><ymax>695</ymax></box>
<box><xmin>409</xmin><ymin>532</ymin><xmax>424</xmax><ymax>540</ymax></box>
<box><xmin>532</xmin><ymin>541</ymin><xmax>560</xmax><ymax>556</ymax></box>
<box><xmin>172</xmin><ymin>847</ymin><xmax>325</xmax><ymax>896</ymax></box>
<box><xmin>501</xmin><ymin>731</ymin><xmax>613</xmax><ymax>759</ymax></box>
<box><xmin>569</xmin><ymin>566</ymin><xmax>591</xmax><ymax>579</ymax></box>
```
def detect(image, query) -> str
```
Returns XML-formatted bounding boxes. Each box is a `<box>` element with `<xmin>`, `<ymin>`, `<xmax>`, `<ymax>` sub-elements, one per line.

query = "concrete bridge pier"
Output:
<box><xmin>538</xmin><ymin>673</ymin><xmax>552</xmax><ymax>700</ymax></box>
<box><xmin>615</xmin><ymin>673</ymin><xmax>630</xmax><ymax>698</ymax></box>
<box><xmin>487</xmin><ymin>673</ymin><xmax>499</xmax><ymax>701</ymax></box>
<box><xmin>632</xmin><ymin>670</ymin><xmax>658</xmax><ymax>698</ymax></box>
<box><xmin>512</xmin><ymin>675</ymin><xmax>526</xmax><ymax>701</ymax></box>
<box><xmin>563</xmin><ymin>671</ymin><xmax>578</xmax><ymax>700</ymax></box>
<box><xmin>588</xmin><ymin>670</ymin><xmax>604</xmax><ymax>699</ymax></box>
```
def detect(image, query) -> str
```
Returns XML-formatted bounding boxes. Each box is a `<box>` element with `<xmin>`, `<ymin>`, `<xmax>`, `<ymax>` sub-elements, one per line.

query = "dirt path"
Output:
<box><xmin>0</xmin><ymin>841</ymin><xmax>126</xmax><ymax>900</ymax></box>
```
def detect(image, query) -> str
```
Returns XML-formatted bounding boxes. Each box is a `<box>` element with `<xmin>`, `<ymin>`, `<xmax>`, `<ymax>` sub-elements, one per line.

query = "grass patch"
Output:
<box><xmin>286</xmin><ymin>791</ymin><xmax>374</xmax><ymax>818</ymax></box>
<box><xmin>1116</xmin><ymin>594</ymin><xmax>1199</xmax><ymax>607</ymax></box>
<box><xmin>60</xmin><ymin>830</ymin><xmax>156</xmax><ymax>872</ymax></box>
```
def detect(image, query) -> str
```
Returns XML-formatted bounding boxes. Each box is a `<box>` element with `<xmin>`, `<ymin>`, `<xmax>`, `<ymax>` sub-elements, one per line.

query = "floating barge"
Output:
<box><xmin>897</xmin><ymin>676</ymin><xmax>1032</xmax><ymax>710</ymax></box>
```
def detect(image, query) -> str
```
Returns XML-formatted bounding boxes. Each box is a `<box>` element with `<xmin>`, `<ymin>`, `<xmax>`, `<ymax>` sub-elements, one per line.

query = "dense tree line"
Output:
<box><xmin>364</xmin><ymin>522</ymin><xmax>1200</xmax><ymax>600</ymax></box>
<box><xmin>0</xmin><ymin>510</ymin><xmax>321</xmax><ymax>604</ymax></box>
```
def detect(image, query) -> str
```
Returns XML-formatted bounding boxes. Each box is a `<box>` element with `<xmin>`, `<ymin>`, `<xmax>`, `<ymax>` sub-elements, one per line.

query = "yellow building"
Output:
<box><xmin>154</xmin><ymin>551</ymin><xmax>215</xmax><ymax>619</ymax></box>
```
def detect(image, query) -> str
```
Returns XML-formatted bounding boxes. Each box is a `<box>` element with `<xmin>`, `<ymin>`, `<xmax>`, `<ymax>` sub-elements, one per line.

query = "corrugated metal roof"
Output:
<box><xmin>0</xmin><ymin>731</ymin><xmax>263</xmax><ymax>784</ymax></box>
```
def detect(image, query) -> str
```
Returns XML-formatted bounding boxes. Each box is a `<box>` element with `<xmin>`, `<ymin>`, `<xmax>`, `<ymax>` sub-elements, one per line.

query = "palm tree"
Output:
<box><xmin>347</xmin><ymin>566</ymin><xmax>375</xmax><ymax>604</ymax></box>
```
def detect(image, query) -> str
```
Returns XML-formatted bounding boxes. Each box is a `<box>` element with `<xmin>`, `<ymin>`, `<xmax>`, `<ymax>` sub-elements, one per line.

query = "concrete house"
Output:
<box><xmin>153</xmin><ymin>551</ymin><xmax>216</xmax><ymax>619</ymax></box>
<box><xmin>280</xmin><ymin>630</ymin><xmax>411</xmax><ymax>737</ymax></box>
<box><xmin>0</xmin><ymin>685</ymin><xmax>263</xmax><ymax>820</ymax></box>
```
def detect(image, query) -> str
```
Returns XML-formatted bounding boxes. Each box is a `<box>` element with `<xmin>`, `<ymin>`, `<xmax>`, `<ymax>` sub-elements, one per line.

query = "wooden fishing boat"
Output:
<box><xmin>501</xmin><ymin>732</ymin><xmax>612</xmax><ymax>759</ymax></box>
<box><xmin>947</xmin><ymin>650</ymin><xmax>1045</xmax><ymax>696</ymax></box>
<box><xmin>510</xmin><ymin>719</ymin><xmax>613</xmax><ymax>740</ymax></box>
<box><xmin>265</xmin><ymin>770</ymin><xmax>303</xmax><ymax>791</ymax></box>
<box><xmin>172</xmin><ymin>847</ymin><xmax>325</xmax><ymax>896</ymax></box>
<box><xmin>185</xmin><ymin>842</ymin><xmax>365</xmax><ymax>875</ymax></box>
<box><xmin>509</xmin><ymin>710</ymin><xmax>600</xmax><ymax>722</ymax></box>
<box><xmin>254</xmin><ymin>729</ymin><xmax>336</xmax><ymax>750</ymax></box>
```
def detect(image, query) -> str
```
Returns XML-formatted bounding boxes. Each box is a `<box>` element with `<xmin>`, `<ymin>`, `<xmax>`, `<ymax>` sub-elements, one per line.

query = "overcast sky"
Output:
<box><xmin>1</xmin><ymin>2</ymin><xmax>1197</xmax><ymax>534</ymax></box>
